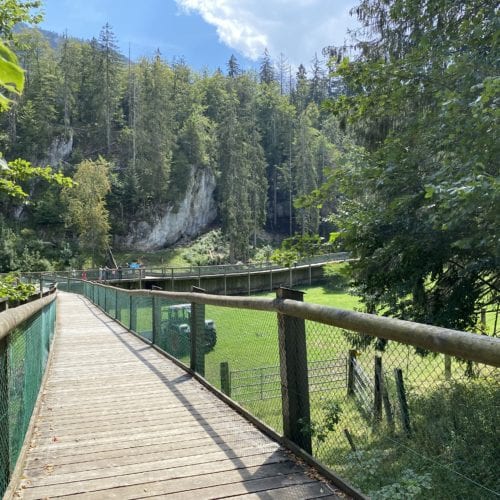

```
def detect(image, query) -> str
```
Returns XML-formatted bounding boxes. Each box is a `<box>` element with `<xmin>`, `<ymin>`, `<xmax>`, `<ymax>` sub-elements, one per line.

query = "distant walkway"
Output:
<box><xmin>14</xmin><ymin>293</ymin><xmax>342</xmax><ymax>499</ymax></box>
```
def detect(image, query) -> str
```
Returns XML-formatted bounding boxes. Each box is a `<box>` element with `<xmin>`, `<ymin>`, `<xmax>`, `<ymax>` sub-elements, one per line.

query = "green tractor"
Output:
<box><xmin>160</xmin><ymin>304</ymin><xmax>217</xmax><ymax>357</ymax></box>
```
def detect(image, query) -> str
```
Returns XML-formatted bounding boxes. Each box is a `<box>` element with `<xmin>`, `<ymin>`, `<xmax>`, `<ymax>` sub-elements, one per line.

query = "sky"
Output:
<box><xmin>38</xmin><ymin>0</ymin><xmax>358</xmax><ymax>71</ymax></box>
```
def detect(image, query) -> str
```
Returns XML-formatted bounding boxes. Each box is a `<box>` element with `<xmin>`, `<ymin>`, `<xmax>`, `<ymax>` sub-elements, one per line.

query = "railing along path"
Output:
<box><xmin>9</xmin><ymin>292</ymin><xmax>342</xmax><ymax>499</ymax></box>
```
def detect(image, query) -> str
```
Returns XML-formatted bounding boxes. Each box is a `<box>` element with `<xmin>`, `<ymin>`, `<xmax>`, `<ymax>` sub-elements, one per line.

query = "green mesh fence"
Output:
<box><xmin>203</xmin><ymin>305</ymin><xmax>283</xmax><ymax>433</ymax></box>
<box><xmin>80</xmin><ymin>282</ymin><xmax>499</xmax><ymax>498</ymax></box>
<box><xmin>0</xmin><ymin>299</ymin><xmax>56</xmax><ymax>498</ymax></box>
<box><xmin>301</xmin><ymin>322</ymin><xmax>499</xmax><ymax>498</ymax></box>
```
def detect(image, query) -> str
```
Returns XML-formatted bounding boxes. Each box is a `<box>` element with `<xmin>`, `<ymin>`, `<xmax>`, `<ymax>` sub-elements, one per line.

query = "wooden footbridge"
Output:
<box><xmin>7</xmin><ymin>293</ymin><xmax>344</xmax><ymax>499</ymax></box>
<box><xmin>2</xmin><ymin>281</ymin><xmax>498</xmax><ymax>499</ymax></box>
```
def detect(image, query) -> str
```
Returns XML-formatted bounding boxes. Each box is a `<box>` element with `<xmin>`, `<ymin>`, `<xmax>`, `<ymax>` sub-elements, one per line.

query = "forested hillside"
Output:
<box><xmin>1</xmin><ymin>0</ymin><xmax>497</xmax><ymax>334</ymax></box>
<box><xmin>0</xmin><ymin>24</ymin><xmax>347</xmax><ymax>268</ymax></box>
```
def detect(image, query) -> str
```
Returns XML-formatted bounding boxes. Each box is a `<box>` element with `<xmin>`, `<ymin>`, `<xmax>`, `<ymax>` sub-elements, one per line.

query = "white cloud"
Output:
<box><xmin>176</xmin><ymin>0</ymin><xmax>357</xmax><ymax>67</ymax></box>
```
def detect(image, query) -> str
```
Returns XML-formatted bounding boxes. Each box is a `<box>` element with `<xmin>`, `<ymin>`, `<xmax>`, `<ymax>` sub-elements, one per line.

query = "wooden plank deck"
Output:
<box><xmin>14</xmin><ymin>292</ymin><xmax>345</xmax><ymax>499</ymax></box>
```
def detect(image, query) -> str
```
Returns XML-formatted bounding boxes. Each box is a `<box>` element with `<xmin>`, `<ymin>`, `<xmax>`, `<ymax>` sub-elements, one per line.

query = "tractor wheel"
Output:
<box><xmin>204</xmin><ymin>329</ymin><xmax>217</xmax><ymax>352</ymax></box>
<box><xmin>168</xmin><ymin>330</ymin><xmax>190</xmax><ymax>357</ymax></box>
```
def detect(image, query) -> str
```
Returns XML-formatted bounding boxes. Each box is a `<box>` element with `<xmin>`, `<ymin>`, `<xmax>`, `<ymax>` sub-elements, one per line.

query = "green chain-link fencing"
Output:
<box><xmin>82</xmin><ymin>282</ymin><xmax>499</xmax><ymax>498</ymax></box>
<box><xmin>0</xmin><ymin>297</ymin><xmax>56</xmax><ymax>498</ymax></box>
<box><xmin>303</xmin><ymin>321</ymin><xmax>499</xmax><ymax>499</ymax></box>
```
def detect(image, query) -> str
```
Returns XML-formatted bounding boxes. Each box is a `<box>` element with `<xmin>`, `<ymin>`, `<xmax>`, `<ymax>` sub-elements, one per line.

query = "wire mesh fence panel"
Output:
<box><xmin>203</xmin><ymin>306</ymin><xmax>283</xmax><ymax>433</ymax></box>
<box><xmin>130</xmin><ymin>295</ymin><xmax>153</xmax><ymax>342</ymax></box>
<box><xmin>116</xmin><ymin>289</ymin><xmax>130</xmax><ymax>328</ymax></box>
<box><xmin>302</xmin><ymin>321</ymin><xmax>500</xmax><ymax>499</ymax></box>
<box><xmin>104</xmin><ymin>287</ymin><xmax>116</xmax><ymax>318</ymax></box>
<box><xmin>0</xmin><ymin>337</ymin><xmax>9</xmax><ymax>495</ymax></box>
<box><xmin>0</xmin><ymin>300</ymin><xmax>56</xmax><ymax>498</ymax></box>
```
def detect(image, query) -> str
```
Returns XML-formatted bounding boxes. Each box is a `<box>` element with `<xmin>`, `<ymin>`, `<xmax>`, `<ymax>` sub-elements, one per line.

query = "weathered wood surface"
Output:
<box><xmin>14</xmin><ymin>292</ymin><xmax>343</xmax><ymax>499</ymax></box>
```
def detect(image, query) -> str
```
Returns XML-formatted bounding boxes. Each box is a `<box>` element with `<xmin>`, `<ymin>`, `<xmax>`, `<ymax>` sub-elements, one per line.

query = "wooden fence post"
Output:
<box><xmin>277</xmin><ymin>287</ymin><xmax>312</xmax><ymax>454</ymax></box>
<box><xmin>347</xmin><ymin>350</ymin><xmax>357</xmax><ymax>396</ymax></box>
<box><xmin>394</xmin><ymin>368</ymin><xmax>411</xmax><ymax>435</ymax></box>
<box><xmin>374</xmin><ymin>356</ymin><xmax>383</xmax><ymax>423</ymax></box>
<box><xmin>220</xmin><ymin>362</ymin><xmax>231</xmax><ymax>396</ymax></box>
<box><xmin>481</xmin><ymin>308</ymin><xmax>487</xmax><ymax>331</ymax></box>
<box><xmin>382</xmin><ymin>377</ymin><xmax>394</xmax><ymax>430</ymax></box>
<box><xmin>190</xmin><ymin>286</ymin><xmax>205</xmax><ymax>377</ymax></box>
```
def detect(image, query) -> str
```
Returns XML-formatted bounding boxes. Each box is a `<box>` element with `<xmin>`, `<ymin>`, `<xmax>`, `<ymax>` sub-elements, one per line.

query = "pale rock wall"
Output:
<box><xmin>122</xmin><ymin>166</ymin><xmax>217</xmax><ymax>250</ymax></box>
<box><xmin>45</xmin><ymin>132</ymin><xmax>73</xmax><ymax>166</ymax></box>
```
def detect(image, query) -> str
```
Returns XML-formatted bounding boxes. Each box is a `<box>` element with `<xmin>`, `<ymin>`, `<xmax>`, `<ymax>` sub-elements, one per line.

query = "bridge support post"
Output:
<box><xmin>276</xmin><ymin>287</ymin><xmax>312</xmax><ymax>454</ymax></box>
<box><xmin>190</xmin><ymin>287</ymin><xmax>205</xmax><ymax>377</ymax></box>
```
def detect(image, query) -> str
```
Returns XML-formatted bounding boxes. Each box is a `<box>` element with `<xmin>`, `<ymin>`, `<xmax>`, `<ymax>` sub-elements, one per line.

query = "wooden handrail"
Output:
<box><xmin>0</xmin><ymin>288</ymin><xmax>57</xmax><ymax>342</ymax></box>
<box><xmin>90</xmin><ymin>284</ymin><xmax>500</xmax><ymax>368</ymax></box>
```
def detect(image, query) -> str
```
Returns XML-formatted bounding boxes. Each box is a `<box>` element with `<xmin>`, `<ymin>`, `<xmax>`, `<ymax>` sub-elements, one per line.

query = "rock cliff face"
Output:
<box><xmin>122</xmin><ymin>166</ymin><xmax>217</xmax><ymax>250</ymax></box>
<box><xmin>45</xmin><ymin>132</ymin><xmax>73</xmax><ymax>166</ymax></box>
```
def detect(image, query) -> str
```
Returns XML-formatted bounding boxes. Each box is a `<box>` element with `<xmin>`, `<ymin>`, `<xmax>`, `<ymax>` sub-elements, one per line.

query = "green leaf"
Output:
<box><xmin>0</xmin><ymin>40</ymin><xmax>24</xmax><ymax>110</ymax></box>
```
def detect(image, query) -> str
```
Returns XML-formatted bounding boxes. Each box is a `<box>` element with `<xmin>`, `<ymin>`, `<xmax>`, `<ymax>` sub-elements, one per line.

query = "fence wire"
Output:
<box><xmin>203</xmin><ymin>305</ymin><xmax>282</xmax><ymax>433</ymax></box>
<box><xmin>80</xmin><ymin>282</ymin><xmax>499</xmax><ymax>499</ymax></box>
<box><xmin>302</xmin><ymin>322</ymin><xmax>499</xmax><ymax>499</ymax></box>
<box><xmin>0</xmin><ymin>299</ymin><xmax>56</xmax><ymax>498</ymax></box>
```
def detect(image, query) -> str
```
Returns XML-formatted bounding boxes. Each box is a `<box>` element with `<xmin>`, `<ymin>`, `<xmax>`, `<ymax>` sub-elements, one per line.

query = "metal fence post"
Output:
<box><xmin>276</xmin><ymin>287</ymin><xmax>312</xmax><ymax>454</ymax></box>
<box><xmin>116</xmin><ymin>290</ymin><xmax>121</xmax><ymax>322</ymax></box>
<box><xmin>190</xmin><ymin>286</ymin><xmax>205</xmax><ymax>377</ymax></box>
<box><xmin>130</xmin><ymin>295</ymin><xmax>137</xmax><ymax>332</ymax></box>
<box><xmin>374</xmin><ymin>356</ymin><xmax>383</xmax><ymax>423</ymax></box>
<box><xmin>152</xmin><ymin>296</ymin><xmax>161</xmax><ymax>346</ymax></box>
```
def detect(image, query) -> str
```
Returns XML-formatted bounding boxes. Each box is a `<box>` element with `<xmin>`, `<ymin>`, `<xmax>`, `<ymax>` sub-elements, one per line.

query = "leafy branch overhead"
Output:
<box><xmin>0</xmin><ymin>157</ymin><xmax>73</xmax><ymax>198</ymax></box>
<box><xmin>0</xmin><ymin>41</ymin><xmax>24</xmax><ymax>111</ymax></box>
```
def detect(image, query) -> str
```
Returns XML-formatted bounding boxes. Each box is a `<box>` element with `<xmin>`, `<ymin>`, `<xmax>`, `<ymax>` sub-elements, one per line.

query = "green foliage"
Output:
<box><xmin>0</xmin><ymin>0</ymin><xmax>41</xmax><ymax>38</ymax></box>
<box><xmin>181</xmin><ymin>229</ymin><xmax>229</xmax><ymax>266</ymax></box>
<box><xmin>301</xmin><ymin>400</ymin><xmax>343</xmax><ymax>443</ymax></box>
<box><xmin>323</xmin><ymin>262</ymin><xmax>350</xmax><ymax>291</ymax></box>
<box><xmin>0</xmin><ymin>157</ymin><xmax>72</xmax><ymax>198</ymax></box>
<box><xmin>271</xmin><ymin>234</ymin><xmax>331</xmax><ymax>266</ymax></box>
<box><xmin>344</xmin><ymin>380</ymin><xmax>499</xmax><ymax>498</ymax></box>
<box><xmin>63</xmin><ymin>157</ymin><xmax>111</xmax><ymax>265</ymax></box>
<box><xmin>0</xmin><ymin>273</ymin><xmax>35</xmax><ymax>301</ymax></box>
<box><xmin>320</xmin><ymin>0</ymin><xmax>499</xmax><ymax>330</ymax></box>
<box><xmin>0</xmin><ymin>41</ymin><xmax>23</xmax><ymax>110</ymax></box>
